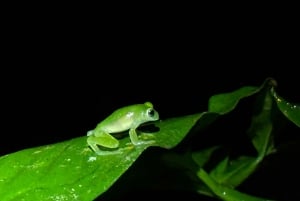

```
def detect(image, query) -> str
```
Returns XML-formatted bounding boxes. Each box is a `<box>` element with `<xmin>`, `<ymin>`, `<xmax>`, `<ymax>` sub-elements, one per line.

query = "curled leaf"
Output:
<box><xmin>271</xmin><ymin>87</ymin><xmax>300</xmax><ymax>127</ymax></box>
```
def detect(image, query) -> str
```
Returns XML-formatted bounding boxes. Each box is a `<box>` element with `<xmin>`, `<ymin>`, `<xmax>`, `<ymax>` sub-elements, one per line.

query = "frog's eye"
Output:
<box><xmin>147</xmin><ymin>108</ymin><xmax>155</xmax><ymax>117</ymax></box>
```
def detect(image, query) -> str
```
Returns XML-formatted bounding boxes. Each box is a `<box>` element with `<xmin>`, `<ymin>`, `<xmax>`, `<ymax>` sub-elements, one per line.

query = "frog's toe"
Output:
<box><xmin>140</xmin><ymin>133</ymin><xmax>155</xmax><ymax>140</ymax></box>
<box><xmin>95</xmin><ymin>149</ymin><xmax>122</xmax><ymax>155</ymax></box>
<box><xmin>129</xmin><ymin>140</ymin><xmax>156</xmax><ymax>146</ymax></box>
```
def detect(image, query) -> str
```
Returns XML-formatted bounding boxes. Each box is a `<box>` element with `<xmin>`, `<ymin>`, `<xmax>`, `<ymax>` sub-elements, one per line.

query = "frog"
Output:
<box><xmin>87</xmin><ymin>101</ymin><xmax>159</xmax><ymax>155</ymax></box>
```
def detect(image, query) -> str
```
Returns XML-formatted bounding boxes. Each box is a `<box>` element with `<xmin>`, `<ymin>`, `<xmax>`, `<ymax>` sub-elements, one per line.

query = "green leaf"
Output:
<box><xmin>271</xmin><ymin>87</ymin><xmax>300</xmax><ymax>127</ymax></box>
<box><xmin>0</xmin><ymin>114</ymin><xmax>201</xmax><ymax>201</ymax></box>
<box><xmin>191</xmin><ymin>146</ymin><xmax>220</xmax><ymax>168</ymax></box>
<box><xmin>208</xmin><ymin>79</ymin><xmax>276</xmax><ymax>188</ymax></box>
<box><xmin>209</xmin><ymin>156</ymin><xmax>258</xmax><ymax>188</ymax></box>
<box><xmin>210</xmin><ymin>88</ymin><xmax>274</xmax><ymax>187</ymax></box>
<box><xmin>193</xmin><ymin>78</ymin><xmax>277</xmax><ymax>200</ymax></box>
<box><xmin>208</xmin><ymin>78</ymin><xmax>277</xmax><ymax>115</ymax></box>
<box><xmin>247</xmin><ymin>88</ymin><xmax>275</xmax><ymax>159</ymax></box>
<box><xmin>197</xmin><ymin>168</ymin><xmax>274</xmax><ymax>201</ymax></box>
<box><xmin>208</xmin><ymin>86</ymin><xmax>259</xmax><ymax>114</ymax></box>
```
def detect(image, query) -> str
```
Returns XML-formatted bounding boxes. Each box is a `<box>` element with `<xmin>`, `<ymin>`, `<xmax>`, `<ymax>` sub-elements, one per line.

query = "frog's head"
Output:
<box><xmin>143</xmin><ymin>102</ymin><xmax>159</xmax><ymax>122</ymax></box>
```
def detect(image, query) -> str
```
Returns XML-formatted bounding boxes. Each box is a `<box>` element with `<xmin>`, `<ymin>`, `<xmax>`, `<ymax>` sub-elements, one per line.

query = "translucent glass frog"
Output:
<box><xmin>87</xmin><ymin>102</ymin><xmax>159</xmax><ymax>155</ymax></box>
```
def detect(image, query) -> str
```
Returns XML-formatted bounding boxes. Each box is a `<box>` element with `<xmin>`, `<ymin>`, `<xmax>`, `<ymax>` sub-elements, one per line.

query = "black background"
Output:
<box><xmin>2</xmin><ymin>54</ymin><xmax>296</xmax><ymax>156</ymax></box>
<box><xmin>2</xmin><ymin>27</ymin><xmax>297</xmax><ymax>155</ymax></box>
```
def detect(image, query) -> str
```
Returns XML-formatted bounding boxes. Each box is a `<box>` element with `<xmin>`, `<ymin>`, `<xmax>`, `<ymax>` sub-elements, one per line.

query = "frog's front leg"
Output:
<box><xmin>87</xmin><ymin>132</ymin><xmax>120</xmax><ymax>155</ymax></box>
<box><xmin>129</xmin><ymin>128</ymin><xmax>155</xmax><ymax>146</ymax></box>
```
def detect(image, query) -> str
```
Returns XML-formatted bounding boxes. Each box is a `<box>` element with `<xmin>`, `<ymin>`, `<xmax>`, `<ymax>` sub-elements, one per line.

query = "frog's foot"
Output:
<box><xmin>139</xmin><ymin>133</ymin><xmax>155</xmax><ymax>140</ymax></box>
<box><xmin>95</xmin><ymin>145</ymin><xmax>137</xmax><ymax>155</ymax></box>
<box><xmin>126</xmin><ymin>139</ymin><xmax>156</xmax><ymax>146</ymax></box>
<box><xmin>94</xmin><ymin>149</ymin><xmax>123</xmax><ymax>155</ymax></box>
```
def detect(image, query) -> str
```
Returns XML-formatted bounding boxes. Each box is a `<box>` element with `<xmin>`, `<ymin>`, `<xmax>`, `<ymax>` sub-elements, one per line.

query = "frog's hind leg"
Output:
<box><xmin>87</xmin><ymin>132</ymin><xmax>120</xmax><ymax>155</ymax></box>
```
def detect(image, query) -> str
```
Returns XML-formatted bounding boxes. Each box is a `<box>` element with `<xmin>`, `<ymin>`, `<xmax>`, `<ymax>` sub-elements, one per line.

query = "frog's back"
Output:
<box><xmin>95</xmin><ymin>104</ymin><xmax>145</xmax><ymax>133</ymax></box>
<box><xmin>94</xmin><ymin>102</ymin><xmax>158</xmax><ymax>136</ymax></box>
